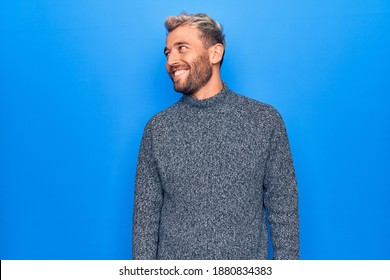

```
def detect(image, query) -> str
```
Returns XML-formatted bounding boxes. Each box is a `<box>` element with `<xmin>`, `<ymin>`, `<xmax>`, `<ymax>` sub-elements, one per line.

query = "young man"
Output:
<box><xmin>132</xmin><ymin>12</ymin><xmax>299</xmax><ymax>260</ymax></box>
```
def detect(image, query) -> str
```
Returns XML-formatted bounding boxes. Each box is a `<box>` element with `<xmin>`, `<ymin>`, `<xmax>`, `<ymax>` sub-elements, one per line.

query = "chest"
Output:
<box><xmin>153</xmin><ymin>111</ymin><xmax>272</xmax><ymax>193</ymax></box>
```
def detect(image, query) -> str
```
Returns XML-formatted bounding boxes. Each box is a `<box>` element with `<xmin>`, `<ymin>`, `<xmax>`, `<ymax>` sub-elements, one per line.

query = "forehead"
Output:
<box><xmin>165</xmin><ymin>25</ymin><xmax>203</xmax><ymax>47</ymax></box>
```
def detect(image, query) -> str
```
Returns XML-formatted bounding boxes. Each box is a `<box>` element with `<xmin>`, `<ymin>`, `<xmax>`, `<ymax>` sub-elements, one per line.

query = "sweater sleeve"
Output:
<box><xmin>263</xmin><ymin>111</ymin><xmax>300</xmax><ymax>260</ymax></box>
<box><xmin>132</xmin><ymin>121</ymin><xmax>163</xmax><ymax>259</ymax></box>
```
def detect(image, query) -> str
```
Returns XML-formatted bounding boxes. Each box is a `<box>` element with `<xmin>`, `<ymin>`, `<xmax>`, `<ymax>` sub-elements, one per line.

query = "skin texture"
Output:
<box><xmin>164</xmin><ymin>25</ymin><xmax>224</xmax><ymax>100</ymax></box>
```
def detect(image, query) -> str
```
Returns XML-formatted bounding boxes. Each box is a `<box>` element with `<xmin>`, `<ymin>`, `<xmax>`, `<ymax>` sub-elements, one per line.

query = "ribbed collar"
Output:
<box><xmin>179</xmin><ymin>83</ymin><xmax>230</xmax><ymax>109</ymax></box>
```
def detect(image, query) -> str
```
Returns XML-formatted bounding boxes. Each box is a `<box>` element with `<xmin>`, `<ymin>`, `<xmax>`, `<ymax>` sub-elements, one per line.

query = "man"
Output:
<box><xmin>132</xmin><ymin>12</ymin><xmax>299</xmax><ymax>260</ymax></box>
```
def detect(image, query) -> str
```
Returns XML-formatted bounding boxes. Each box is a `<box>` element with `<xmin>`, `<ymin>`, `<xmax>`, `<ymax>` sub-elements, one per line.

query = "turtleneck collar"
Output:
<box><xmin>179</xmin><ymin>83</ymin><xmax>230</xmax><ymax>109</ymax></box>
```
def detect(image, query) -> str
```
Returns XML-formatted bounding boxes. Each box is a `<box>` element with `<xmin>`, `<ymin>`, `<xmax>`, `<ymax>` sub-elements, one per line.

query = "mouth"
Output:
<box><xmin>171</xmin><ymin>68</ymin><xmax>189</xmax><ymax>81</ymax></box>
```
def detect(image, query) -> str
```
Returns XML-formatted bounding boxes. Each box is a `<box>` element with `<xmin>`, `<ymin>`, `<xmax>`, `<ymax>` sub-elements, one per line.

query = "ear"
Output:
<box><xmin>209</xmin><ymin>43</ymin><xmax>224</xmax><ymax>65</ymax></box>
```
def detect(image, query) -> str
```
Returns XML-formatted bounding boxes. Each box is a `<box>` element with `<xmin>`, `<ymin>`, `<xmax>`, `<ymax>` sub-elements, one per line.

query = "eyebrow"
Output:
<box><xmin>164</xmin><ymin>41</ymin><xmax>190</xmax><ymax>54</ymax></box>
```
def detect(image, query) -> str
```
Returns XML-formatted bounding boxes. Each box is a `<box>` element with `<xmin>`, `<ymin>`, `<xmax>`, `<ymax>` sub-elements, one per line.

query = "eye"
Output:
<box><xmin>178</xmin><ymin>45</ymin><xmax>188</xmax><ymax>52</ymax></box>
<box><xmin>164</xmin><ymin>51</ymin><xmax>170</xmax><ymax>58</ymax></box>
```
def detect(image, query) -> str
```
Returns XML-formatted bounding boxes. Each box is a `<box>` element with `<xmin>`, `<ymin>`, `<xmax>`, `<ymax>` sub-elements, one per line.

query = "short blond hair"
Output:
<box><xmin>165</xmin><ymin>12</ymin><xmax>226</xmax><ymax>64</ymax></box>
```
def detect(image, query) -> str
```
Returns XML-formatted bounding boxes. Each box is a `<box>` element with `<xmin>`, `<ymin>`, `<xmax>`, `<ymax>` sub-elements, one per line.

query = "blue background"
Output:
<box><xmin>1</xmin><ymin>0</ymin><xmax>389</xmax><ymax>259</ymax></box>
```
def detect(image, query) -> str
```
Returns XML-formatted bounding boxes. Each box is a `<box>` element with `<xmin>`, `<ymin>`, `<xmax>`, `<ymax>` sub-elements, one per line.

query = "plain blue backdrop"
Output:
<box><xmin>1</xmin><ymin>0</ymin><xmax>389</xmax><ymax>259</ymax></box>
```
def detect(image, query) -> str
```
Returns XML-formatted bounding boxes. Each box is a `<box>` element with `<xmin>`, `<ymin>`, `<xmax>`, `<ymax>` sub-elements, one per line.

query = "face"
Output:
<box><xmin>164</xmin><ymin>25</ymin><xmax>213</xmax><ymax>96</ymax></box>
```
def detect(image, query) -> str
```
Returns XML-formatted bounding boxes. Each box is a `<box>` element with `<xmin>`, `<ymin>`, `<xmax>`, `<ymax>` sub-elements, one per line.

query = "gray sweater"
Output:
<box><xmin>132</xmin><ymin>85</ymin><xmax>299</xmax><ymax>260</ymax></box>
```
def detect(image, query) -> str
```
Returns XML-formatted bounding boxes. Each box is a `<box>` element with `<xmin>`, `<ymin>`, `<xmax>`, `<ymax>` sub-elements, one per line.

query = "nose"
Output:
<box><xmin>166</xmin><ymin>51</ymin><xmax>179</xmax><ymax>67</ymax></box>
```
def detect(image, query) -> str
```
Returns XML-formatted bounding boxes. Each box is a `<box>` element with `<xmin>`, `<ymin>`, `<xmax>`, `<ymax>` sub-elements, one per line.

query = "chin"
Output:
<box><xmin>173</xmin><ymin>82</ymin><xmax>194</xmax><ymax>96</ymax></box>
<box><xmin>175</xmin><ymin>87</ymin><xmax>194</xmax><ymax>96</ymax></box>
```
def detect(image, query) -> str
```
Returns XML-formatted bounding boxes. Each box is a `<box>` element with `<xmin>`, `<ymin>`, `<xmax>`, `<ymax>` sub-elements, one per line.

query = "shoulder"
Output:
<box><xmin>143</xmin><ymin>101</ymin><xmax>182</xmax><ymax>133</ymax></box>
<box><xmin>230</xmin><ymin>90</ymin><xmax>285</xmax><ymax>127</ymax></box>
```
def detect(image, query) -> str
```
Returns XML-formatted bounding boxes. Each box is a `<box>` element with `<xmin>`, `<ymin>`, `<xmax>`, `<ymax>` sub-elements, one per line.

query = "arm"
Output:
<box><xmin>132</xmin><ymin>121</ymin><xmax>163</xmax><ymax>259</ymax></box>
<box><xmin>263</xmin><ymin>112</ymin><xmax>300</xmax><ymax>259</ymax></box>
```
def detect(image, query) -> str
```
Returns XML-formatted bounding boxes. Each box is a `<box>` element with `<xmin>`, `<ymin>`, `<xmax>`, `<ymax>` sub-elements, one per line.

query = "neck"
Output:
<box><xmin>191</xmin><ymin>72</ymin><xmax>223</xmax><ymax>100</ymax></box>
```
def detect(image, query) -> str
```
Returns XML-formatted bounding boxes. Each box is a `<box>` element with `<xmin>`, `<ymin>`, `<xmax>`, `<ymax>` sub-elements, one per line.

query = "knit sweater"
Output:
<box><xmin>132</xmin><ymin>84</ymin><xmax>299</xmax><ymax>260</ymax></box>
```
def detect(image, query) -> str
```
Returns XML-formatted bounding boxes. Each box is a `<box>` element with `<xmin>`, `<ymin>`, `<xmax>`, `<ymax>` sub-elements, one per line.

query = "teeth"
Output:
<box><xmin>174</xmin><ymin>69</ymin><xmax>187</xmax><ymax>76</ymax></box>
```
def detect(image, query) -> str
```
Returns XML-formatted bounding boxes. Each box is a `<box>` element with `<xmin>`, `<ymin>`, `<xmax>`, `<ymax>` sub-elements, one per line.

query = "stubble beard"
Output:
<box><xmin>172</xmin><ymin>54</ymin><xmax>213</xmax><ymax>96</ymax></box>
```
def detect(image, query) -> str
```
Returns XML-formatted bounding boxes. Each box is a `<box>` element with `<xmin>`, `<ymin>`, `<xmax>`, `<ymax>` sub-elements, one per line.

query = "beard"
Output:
<box><xmin>170</xmin><ymin>53</ymin><xmax>213</xmax><ymax>96</ymax></box>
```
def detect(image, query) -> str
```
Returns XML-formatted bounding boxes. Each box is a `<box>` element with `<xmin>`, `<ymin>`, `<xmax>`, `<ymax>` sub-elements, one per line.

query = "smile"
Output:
<box><xmin>173</xmin><ymin>69</ymin><xmax>188</xmax><ymax>77</ymax></box>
